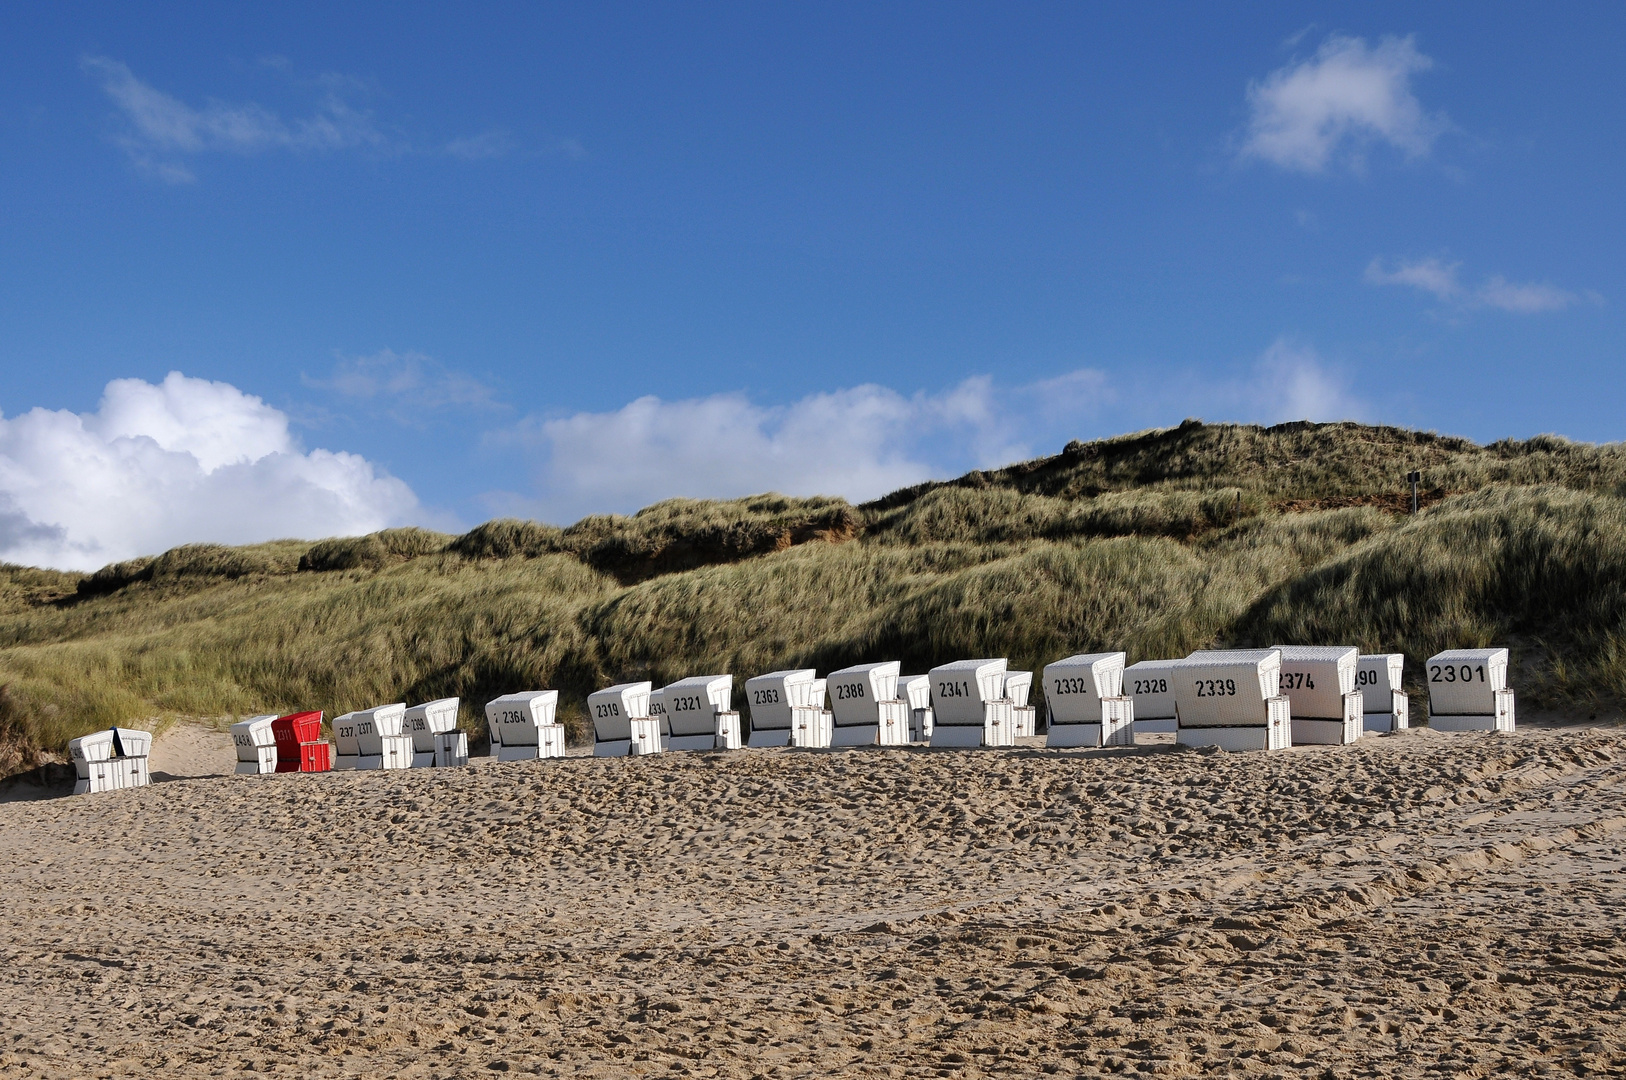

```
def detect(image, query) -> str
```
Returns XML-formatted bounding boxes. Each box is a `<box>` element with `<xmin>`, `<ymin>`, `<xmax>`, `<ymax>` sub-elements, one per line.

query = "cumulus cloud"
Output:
<box><xmin>494</xmin><ymin>374</ymin><xmax>1105</xmax><ymax>521</ymax></box>
<box><xmin>1365</xmin><ymin>256</ymin><xmax>1590</xmax><ymax>313</ymax></box>
<box><xmin>1242</xmin><ymin>34</ymin><xmax>1445</xmax><ymax>173</ymax></box>
<box><xmin>492</xmin><ymin>350</ymin><xmax>1363</xmax><ymax>524</ymax></box>
<box><xmin>512</xmin><ymin>385</ymin><xmax>965</xmax><ymax>519</ymax></box>
<box><xmin>0</xmin><ymin>372</ymin><xmax>418</xmax><ymax>571</ymax></box>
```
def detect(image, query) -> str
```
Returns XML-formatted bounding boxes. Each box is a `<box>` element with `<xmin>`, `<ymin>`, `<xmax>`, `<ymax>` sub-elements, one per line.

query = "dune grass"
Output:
<box><xmin>947</xmin><ymin>421</ymin><xmax>1626</xmax><ymax>501</ymax></box>
<box><xmin>1</xmin><ymin>420</ymin><xmax>1622</xmax><ymax>773</ymax></box>
<box><xmin>1240</xmin><ymin>484</ymin><xmax>1626</xmax><ymax>705</ymax></box>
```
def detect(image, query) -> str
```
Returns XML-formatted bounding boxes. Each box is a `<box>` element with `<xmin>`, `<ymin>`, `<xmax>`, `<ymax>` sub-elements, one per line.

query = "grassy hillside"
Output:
<box><xmin>3</xmin><ymin>420</ymin><xmax>1624</xmax><ymax>776</ymax></box>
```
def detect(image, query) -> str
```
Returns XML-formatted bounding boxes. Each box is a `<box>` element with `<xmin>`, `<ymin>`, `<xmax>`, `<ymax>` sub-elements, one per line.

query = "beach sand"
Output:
<box><xmin>2</xmin><ymin>723</ymin><xmax>1624</xmax><ymax>1077</ymax></box>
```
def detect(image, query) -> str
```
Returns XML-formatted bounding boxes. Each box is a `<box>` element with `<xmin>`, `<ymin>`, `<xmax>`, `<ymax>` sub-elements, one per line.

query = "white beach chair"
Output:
<box><xmin>485</xmin><ymin>691</ymin><xmax>566</xmax><ymax>761</ymax></box>
<box><xmin>589</xmin><ymin>682</ymin><xmax>654</xmax><ymax>757</ymax></box>
<box><xmin>898</xmin><ymin>674</ymin><xmax>933</xmax><ymax>741</ymax></box>
<box><xmin>1003</xmin><ymin>671</ymin><xmax>1037</xmax><ymax>736</ymax></box>
<box><xmin>928</xmin><ymin>658</ymin><xmax>1015</xmax><ymax>748</ymax></box>
<box><xmin>1357</xmin><ymin>654</ymin><xmax>1409</xmax><ymax>733</ymax></box>
<box><xmin>1043</xmin><ymin>652</ymin><xmax>1134</xmax><ymax>748</ymax></box>
<box><xmin>1124</xmin><ymin>659</ymin><xmax>1183</xmax><ymax>735</ymax></box>
<box><xmin>403</xmin><ymin>698</ymin><xmax>461</xmax><ymax>767</ymax></box>
<box><xmin>745</xmin><ymin>669</ymin><xmax>817</xmax><ymax>747</ymax></box>
<box><xmin>662</xmin><ymin>675</ymin><xmax>741</xmax><ymax>751</ymax></box>
<box><xmin>231</xmin><ymin>714</ymin><xmax>280</xmax><ymax>775</ymax></box>
<box><xmin>1425</xmin><ymin>648</ymin><xmax>1514</xmax><ymax>732</ymax></box>
<box><xmin>1272</xmin><ymin>645</ymin><xmax>1363</xmax><ymax>745</ymax></box>
<box><xmin>788</xmin><ymin>677</ymin><xmax>833</xmax><ymax>747</ymax></box>
<box><xmin>647</xmin><ymin>687</ymin><xmax>672</xmax><ymax>752</ymax></box>
<box><xmin>1175</xmin><ymin>649</ymin><xmax>1291</xmax><ymax>751</ymax></box>
<box><xmin>827</xmin><ymin>661</ymin><xmax>910</xmax><ymax>747</ymax></box>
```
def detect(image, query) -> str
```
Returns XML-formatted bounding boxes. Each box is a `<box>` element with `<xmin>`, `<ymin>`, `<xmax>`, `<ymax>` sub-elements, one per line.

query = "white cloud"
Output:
<box><xmin>0</xmin><ymin>372</ymin><xmax>418</xmax><ymax>571</ymax></box>
<box><xmin>493</xmin><ymin>351</ymin><xmax>1364</xmax><ymax>523</ymax></box>
<box><xmin>514</xmin><ymin>386</ymin><xmax>941</xmax><ymax>518</ymax></box>
<box><xmin>82</xmin><ymin>56</ymin><xmax>390</xmax><ymax>181</ymax></box>
<box><xmin>1093</xmin><ymin>338</ymin><xmax>1366</xmax><ymax>429</ymax></box>
<box><xmin>304</xmin><ymin>349</ymin><xmax>501</xmax><ymax>423</ymax></box>
<box><xmin>82</xmin><ymin>56</ymin><xmax>513</xmax><ymax>181</ymax></box>
<box><xmin>495</xmin><ymin>374</ymin><xmax>1107</xmax><ymax>521</ymax></box>
<box><xmin>89</xmin><ymin>371</ymin><xmax>292</xmax><ymax>471</ymax></box>
<box><xmin>1366</xmin><ymin>256</ymin><xmax>1588</xmax><ymax>313</ymax></box>
<box><xmin>1242</xmin><ymin>34</ymin><xmax>1445</xmax><ymax>173</ymax></box>
<box><xmin>444</xmin><ymin>131</ymin><xmax>515</xmax><ymax>160</ymax></box>
<box><xmin>1251</xmin><ymin>337</ymin><xmax>1357</xmax><ymax>422</ymax></box>
<box><xmin>1364</xmin><ymin>255</ymin><xmax>1462</xmax><ymax>300</ymax></box>
<box><xmin>1476</xmin><ymin>276</ymin><xmax>1582</xmax><ymax>314</ymax></box>
<box><xmin>1030</xmin><ymin>368</ymin><xmax>1116</xmax><ymax>423</ymax></box>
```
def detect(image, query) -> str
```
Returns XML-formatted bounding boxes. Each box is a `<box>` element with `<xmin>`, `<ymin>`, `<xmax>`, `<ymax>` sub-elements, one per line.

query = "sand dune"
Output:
<box><xmin>2</xmin><ymin>726</ymin><xmax>1624</xmax><ymax>1077</ymax></box>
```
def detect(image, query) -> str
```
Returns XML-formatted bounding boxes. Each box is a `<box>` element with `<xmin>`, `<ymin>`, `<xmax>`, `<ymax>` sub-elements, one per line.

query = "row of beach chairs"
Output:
<box><xmin>67</xmin><ymin>727</ymin><xmax>152</xmax><ymax>794</ymax></box>
<box><xmin>1101</xmin><ymin>645</ymin><xmax>1510</xmax><ymax>750</ymax></box>
<box><xmin>583</xmin><ymin>646</ymin><xmax>1513</xmax><ymax>755</ymax></box>
<box><xmin>231</xmin><ymin>702</ymin><xmax>469</xmax><ymax>772</ymax></box>
<box><xmin>67</xmin><ymin>644</ymin><xmax>1517</xmax><ymax>794</ymax></box>
<box><xmin>587</xmin><ymin>660</ymin><xmax>1034</xmax><ymax>755</ymax></box>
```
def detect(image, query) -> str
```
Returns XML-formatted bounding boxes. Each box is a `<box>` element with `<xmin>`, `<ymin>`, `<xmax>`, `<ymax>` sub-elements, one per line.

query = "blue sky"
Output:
<box><xmin>1</xmin><ymin>4</ymin><xmax>1623</xmax><ymax>569</ymax></box>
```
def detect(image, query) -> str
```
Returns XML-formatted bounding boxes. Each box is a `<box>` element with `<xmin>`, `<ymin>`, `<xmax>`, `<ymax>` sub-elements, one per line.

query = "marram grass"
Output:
<box><xmin>2</xmin><ymin>421</ymin><xmax>1623</xmax><ymax>775</ymax></box>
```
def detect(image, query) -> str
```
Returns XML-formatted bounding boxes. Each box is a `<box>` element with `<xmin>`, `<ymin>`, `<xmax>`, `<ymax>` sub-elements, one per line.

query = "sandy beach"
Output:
<box><xmin>2</xmin><ymin>725</ymin><xmax>1624</xmax><ymax>1078</ymax></box>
